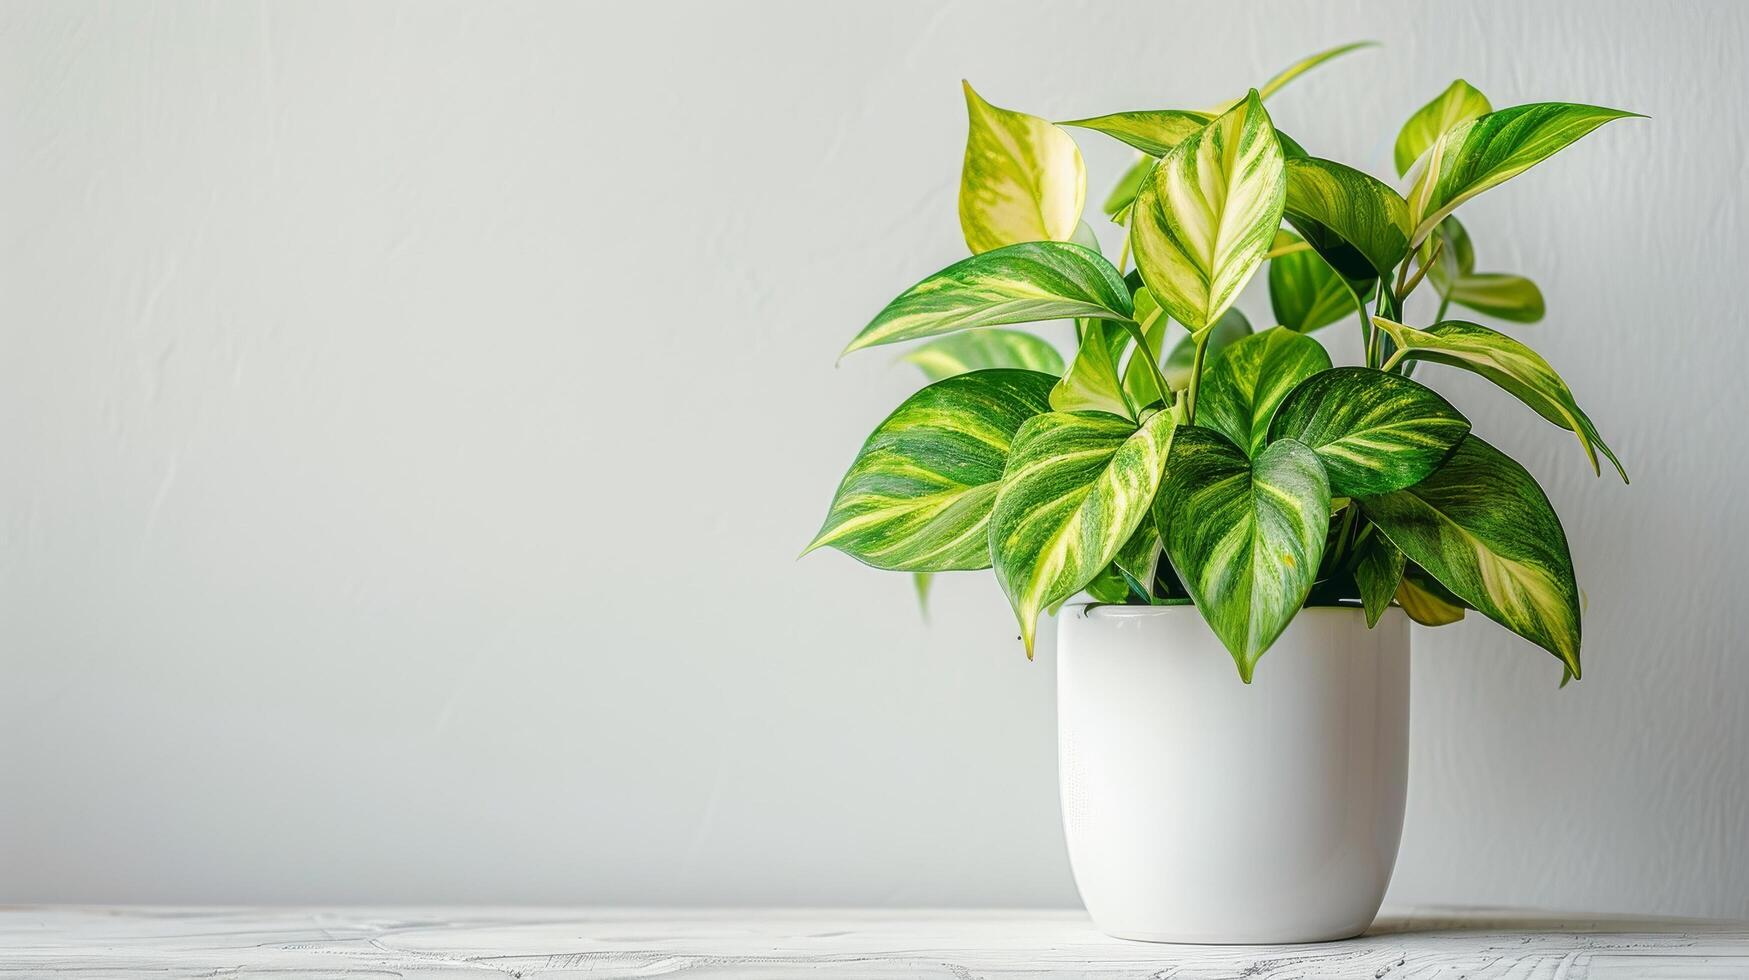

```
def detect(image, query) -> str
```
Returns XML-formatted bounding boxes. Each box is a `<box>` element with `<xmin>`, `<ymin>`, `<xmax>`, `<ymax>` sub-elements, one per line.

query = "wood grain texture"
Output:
<box><xmin>1</xmin><ymin>907</ymin><xmax>1745</xmax><ymax>978</ymax></box>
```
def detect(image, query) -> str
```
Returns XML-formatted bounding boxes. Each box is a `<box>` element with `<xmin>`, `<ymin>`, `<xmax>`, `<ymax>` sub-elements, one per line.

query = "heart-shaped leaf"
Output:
<box><xmin>1353</xmin><ymin>528</ymin><xmax>1406</xmax><ymax>628</ymax></box>
<box><xmin>1269</xmin><ymin>230</ymin><xmax>1370</xmax><ymax>333</ymax></box>
<box><xmin>1374</xmin><ymin>317</ymin><xmax>1625</xmax><ymax>480</ymax></box>
<box><xmin>1407</xmin><ymin>102</ymin><xmax>1641</xmax><ymax>246</ymax></box>
<box><xmin>1060</xmin><ymin>109</ymin><xmax>1213</xmax><ymax>157</ymax></box>
<box><xmin>1156</xmin><ymin>427</ymin><xmax>1331</xmax><ymax>681</ymax></box>
<box><xmin>1394</xmin><ymin>79</ymin><xmax>1492</xmax><ymax>177</ymax></box>
<box><xmin>1360</xmin><ymin>435</ymin><xmax>1581</xmax><ymax>675</ymax></box>
<box><xmin>959</xmin><ymin>82</ymin><xmax>1087</xmax><ymax>254</ymax></box>
<box><xmin>1130</xmin><ymin>90</ymin><xmax>1286</xmax><ymax>333</ymax></box>
<box><xmin>990</xmin><ymin>410</ymin><xmax>1177</xmax><ymax>655</ymax></box>
<box><xmin>1051</xmin><ymin>319</ymin><xmax>1133</xmax><ymax>417</ymax></box>
<box><xmin>1268</xmin><ymin>366</ymin><xmax>1471</xmax><ymax>496</ymax></box>
<box><xmin>843</xmin><ymin>242</ymin><xmax>1132</xmax><ymax>356</ymax></box>
<box><xmin>806</xmin><ymin>370</ymin><xmax>1056</xmax><ymax>571</ymax></box>
<box><xmin>1196</xmin><ymin>326</ymin><xmax>1332</xmax><ymax>456</ymax></box>
<box><xmin>902</xmin><ymin>329</ymin><xmax>1065</xmax><ymax>381</ymax></box>
<box><xmin>1283</xmin><ymin>157</ymin><xmax>1411</xmax><ymax>279</ymax></box>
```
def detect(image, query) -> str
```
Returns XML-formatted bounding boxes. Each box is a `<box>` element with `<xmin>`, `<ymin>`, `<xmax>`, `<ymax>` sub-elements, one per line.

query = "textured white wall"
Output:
<box><xmin>3</xmin><ymin>0</ymin><xmax>1745</xmax><ymax>915</ymax></box>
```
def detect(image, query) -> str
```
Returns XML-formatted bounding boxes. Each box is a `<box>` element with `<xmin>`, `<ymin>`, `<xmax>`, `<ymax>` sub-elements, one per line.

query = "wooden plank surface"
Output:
<box><xmin>2</xmin><ymin>906</ymin><xmax>1746</xmax><ymax>978</ymax></box>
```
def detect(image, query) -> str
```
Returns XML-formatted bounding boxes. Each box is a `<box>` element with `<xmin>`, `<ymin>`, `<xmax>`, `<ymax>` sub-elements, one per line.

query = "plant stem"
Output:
<box><xmin>1434</xmin><ymin>293</ymin><xmax>1452</xmax><ymax>323</ymax></box>
<box><xmin>1184</xmin><ymin>333</ymin><xmax>1211</xmax><ymax>424</ymax></box>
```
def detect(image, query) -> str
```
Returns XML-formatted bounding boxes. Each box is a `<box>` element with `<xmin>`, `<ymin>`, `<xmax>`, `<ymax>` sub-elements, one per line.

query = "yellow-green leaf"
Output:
<box><xmin>960</xmin><ymin>81</ymin><xmax>1087</xmax><ymax>254</ymax></box>
<box><xmin>1425</xmin><ymin>217</ymin><xmax>1545</xmax><ymax>322</ymax></box>
<box><xmin>1397</xmin><ymin>565</ymin><xmax>1466</xmax><ymax>625</ymax></box>
<box><xmin>1445</xmin><ymin>273</ymin><xmax>1545</xmax><ymax>322</ymax></box>
<box><xmin>807</xmin><ymin>370</ymin><xmax>1056</xmax><ymax>571</ymax></box>
<box><xmin>1130</xmin><ymin>91</ymin><xmax>1287</xmax><ymax>333</ymax></box>
<box><xmin>1394</xmin><ymin>79</ymin><xmax>1492</xmax><ymax>177</ymax></box>
<box><xmin>843</xmin><ymin>241</ymin><xmax>1131</xmax><ymax>357</ymax></box>
<box><xmin>1051</xmin><ymin>319</ymin><xmax>1133</xmax><ymax>417</ymax></box>
<box><xmin>1375</xmin><ymin>317</ymin><xmax>1625</xmax><ymax>480</ymax></box>
<box><xmin>1156</xmin><ymin>427</ymin><xmax>1331</xmax><ymax>681</ymax></box>
<box><xmin>990</xmin><ymin>410</ymin><xmax>1177</xmax><ymax>656</ymax></box>
<box><xmin>1407</xmin><ymin>102</ymin><xmax>1641</xmax><ymax>246</ymax></box>
<box><xmin>1103</xmin><ymin>155</ymin><xmax>1153</xmax><ymax>219</ymax></box>
<box><xmin>1060</xmin><ymin>109</ymin><xmax>1214</xmax><ymax>157</ymax></box>
<box><xmin>902</xmin><ymin>329</ymin><xmax>1065</xmax><ymax>382</ymax></box>
<box><xmin>1196</xmin><ymin>326</ymin><xmax>1332</xmax><ymax>456</ymax></box>
<box><xmin>1361</xmin><ymin>435</ymin><xmax>1581</xmax><ymax>675</ymax></box>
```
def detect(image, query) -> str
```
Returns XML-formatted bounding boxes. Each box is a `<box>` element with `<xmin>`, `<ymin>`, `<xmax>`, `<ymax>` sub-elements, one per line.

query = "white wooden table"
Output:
<box><xmin>3</xmin><ymin>906</ymin><xmax>1746</xmax><ymax>978</ymax></box>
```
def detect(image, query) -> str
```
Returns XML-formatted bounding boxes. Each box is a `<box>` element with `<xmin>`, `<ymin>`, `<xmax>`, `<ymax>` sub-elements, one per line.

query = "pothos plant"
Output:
<box><xmin>804</xmin><ymin>43</ymin><xmax>1638</xmax><ymax>682</ymax></box>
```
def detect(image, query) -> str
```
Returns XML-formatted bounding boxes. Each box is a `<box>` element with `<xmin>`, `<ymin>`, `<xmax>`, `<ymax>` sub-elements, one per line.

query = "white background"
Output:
<box><xmin>4</xmin><ymin>1</ymin><xmax>1746</xmax><ymax>915</ymax></box>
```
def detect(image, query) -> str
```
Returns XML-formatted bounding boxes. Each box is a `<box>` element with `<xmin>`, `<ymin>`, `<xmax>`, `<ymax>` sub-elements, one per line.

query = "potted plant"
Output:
<box><xmin>804</xmin><ymin>43</ymin><xmax>1637</xmax><ymax>944</ymax></box>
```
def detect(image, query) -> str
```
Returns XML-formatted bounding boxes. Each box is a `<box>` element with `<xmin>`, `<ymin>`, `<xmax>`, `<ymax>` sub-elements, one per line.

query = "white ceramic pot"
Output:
<box><xmin>1057</xmin><ymin>604</ymin><xmax>1410</xmax><ymax>944</ymax></box>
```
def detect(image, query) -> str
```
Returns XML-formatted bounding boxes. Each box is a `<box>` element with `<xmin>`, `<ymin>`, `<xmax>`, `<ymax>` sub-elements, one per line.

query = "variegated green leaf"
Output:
<box><xmin>1268</xmin><ymin>366</ymin><xmax>1471</xmax><ymax>496</ymax></box>
<box><xmin>1361</xmin><ymin>435</ymin><xmax>1581</xmax><ymax>674</ymax></box>
<box><xmin>1283</xmin><ymin>157</ymin><xmax>1410</xmax><ymax>279</ymax></box>
<box><xmin>1397</xmin><ymin>564</ymin><xmax>1467</xmax><ymax>625</ymax></box>
<box><xmin>1407</xmin><ymin>102</ymin><xmax>1641</xmax><ymax>245</ymax></box>
<box><xmin>1052</xmin><ymin>319</ymin><xmax>1132</xmax><ymax>417</ymax></box>
<box><xmin>1353</xmin><ymin>528</ymin><xmax>1405</xmax><ymax>628</ymax></box>
<box><xmin>1269</xmin><ymin>230</ymin><xmax>1368</xmax><ymax>333</ymax></box>
<box><xmin>1163</xmin><ymin>308</ymin><xmax>1253</xmax><ymax>391</ymax></box>
<box><xmin>1445</xmin><ymin>273</ymin><xmax>1546</xmax><ymax>322</ymax></box>
<box><xmin>959</xmin><ymin>81</ymin><xmax>1087</xmax><ymax>254</ymax></box>
<box><xmin>843</xmin><ymin>242</ymin><xmax>1132</xmax><ymax>357</ymax></box>
<box><xmin>1257</xmin><ymin>40</ymin><xmax>1378</xmax><ymax>100</ymax></box>
<box><xmin>1157</xmin><ymin>427</ymin><xmax>1331</xmax><ymax>681</ymax></box>
<box><xmin>1197</xmin><ymin>326</ymin><xmax>1332</xmax><ymax>456</ymax></box>
<box><xmin>806</xmin><ymin>370</ymin><xmax>1056</xmax><ymax>570</ymax></box>
<box><xmin>1394</xmin><ymin>79</ymin><xmax>1492</xmax><ymax>177</ymax></box>
<box><xmin>1060</xmin><ymin>109</ymin><xmax>1214</xmax><ymax>157</ymax></box>
<box><xmin>1130</xmin><ymin>91</ymin><xmax>1287</xmax><ymax>333</ymax></box>
<box><xmin>990</xmin><ymin>410</ymin><xmax>1177</xmax><ymax>655</ymax></box>
<box><xmin>1375</xmin><ymin>318</ymin><xmax>1625</xmax><ymax>480</ymax></box>
<box><xmin>901</xmin><ymin>329</ymin><xmax>1065</xmax><ymax>381</ymax></box>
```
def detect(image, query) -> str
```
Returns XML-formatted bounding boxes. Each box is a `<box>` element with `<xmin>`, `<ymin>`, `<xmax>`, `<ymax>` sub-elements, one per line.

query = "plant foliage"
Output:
<box><xmin>809</xmin><ymin>46</ymin><xmax>1637</xmax><ymax>682</ymax></box>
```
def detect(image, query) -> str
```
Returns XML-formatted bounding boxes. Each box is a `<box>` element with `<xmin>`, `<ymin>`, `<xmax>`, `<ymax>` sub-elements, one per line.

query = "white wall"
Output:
<box><xmin>4</xmin><ymin>0</ymin><xmax>1746</xmax><ymax>916</ymax></box>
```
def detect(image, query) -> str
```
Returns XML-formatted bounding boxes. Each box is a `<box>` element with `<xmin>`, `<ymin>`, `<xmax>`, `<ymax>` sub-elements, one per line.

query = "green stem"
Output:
<box><xmin>1434</xmin><ymin>293</ymin><xmax>1452</xmax><ymax>323</ymax></box>
<box><xmin>1184</xmin><ymin>333</ymin><xmax>1211</xmax><ymax>424</ymax></box>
